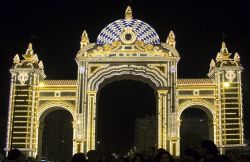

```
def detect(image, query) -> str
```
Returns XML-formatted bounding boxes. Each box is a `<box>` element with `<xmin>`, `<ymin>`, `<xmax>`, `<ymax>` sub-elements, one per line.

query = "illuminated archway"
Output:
<box><xmin>38</xmin><ymin>101</ymin><xmax>76</xmax><ymax>122</ymax></box>
<box><xmin>180</xmin><ymin>108</ymin><xmax>211</xmax><ymax>155</ymax></box>
<box><xmin>88</xmin><ymin>65</ymin><xmax>167</xmax><ymax>91</ymax></box>
<box><xmin>83</xmin><ymin>65</ymin><xmax>169</xmax><ymax>152</ymax></box>
<box><xmin>37</xmin><ymin>102</ymin><xmax>77</xmax><ymax>160</ymax></box>
<box><xmin>177</xmin><ymin>100</ymin><xmax>215</xmax><ymax>120</ymax></box>
<box><xmin>41</xmin><ymin>110</ymin><xmax>73</xmax><ymax>161</ymax></box>
<box><xmin>177</xmin><ymin>100</ymin><xmax>216</xmax><ymax>155</ymax></box>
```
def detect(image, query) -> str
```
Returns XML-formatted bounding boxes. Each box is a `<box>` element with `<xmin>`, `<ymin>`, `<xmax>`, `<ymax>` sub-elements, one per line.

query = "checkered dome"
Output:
<box><xmin>96</xmin><ymin>19</ymin><xmax>160</xmax><ymax>45</ymax></box>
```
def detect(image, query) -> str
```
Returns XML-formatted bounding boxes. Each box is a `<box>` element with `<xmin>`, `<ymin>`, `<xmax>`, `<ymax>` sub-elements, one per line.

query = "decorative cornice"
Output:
<box><xmin>76</xmin><ymin>40</ymin><xmax>180</xmax><ymax>61</ymax></box>
<box><xmin>42</xmin><ymin>80</ymin><xmax>77</xmax><ymax>86</ymax></box>
<box><xmin>177</xmin><ymin>79</ymin><xmax>214</xmax><ymax>85</ymax></box>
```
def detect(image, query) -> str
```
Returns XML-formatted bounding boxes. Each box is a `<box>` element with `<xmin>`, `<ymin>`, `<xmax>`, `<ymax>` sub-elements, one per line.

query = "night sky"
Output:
<box><xmin>1</xmin><ymin>0</ymin><xmax>250</xmax><ymax>154</ymax></box>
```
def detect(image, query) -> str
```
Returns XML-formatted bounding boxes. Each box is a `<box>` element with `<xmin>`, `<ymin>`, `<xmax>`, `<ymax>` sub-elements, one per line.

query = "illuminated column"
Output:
<box><xmin>176</xmin><ymin>119</ymin><xmax>181</xmax><ymax>157</ymax></box>
<box><xmin>74</xmin><ymin>118</ymin><xmax>84</xmax><ymax>153</ymax></box>
<box><xmin>86</xmin><ymin>91</ymin><xmax>97</xmax><ymax>151</ymax></box>
<box><xmin>36</xmin><ymin>122</ymin><xmax>45</xmax><ymax>160</ymax></box>
<box><xmin>157</xmin><ymin>89</ymin><xmax>168</xmax><ymax>149</ymax></box>
<box><xmin>75</xmin><ymin>55</ymin><xmax>88</xmax><ymax>152</ymax></box>
<box><xmin>5</xmin><ymin>74</ymin><xmax>15</xmax><ymax>155</ymax></box>
<box><xmin>72</xmin><ymin>121</ymin><xmax>78</xmax><ymax>154</ymax></box>
<box><xmin>29</xmin><ymin>74</ymin><xmax>39</xmax><ymax>157</ymax></box>
<box><xmin>74</xmin><ymin>114</ymin><xmax>85</xmax><ymax>153</ymax></box>
<box><xmin>208</xmin><ymin>119</ymin><xmax>215</xmax><ymax>142</ymax></box>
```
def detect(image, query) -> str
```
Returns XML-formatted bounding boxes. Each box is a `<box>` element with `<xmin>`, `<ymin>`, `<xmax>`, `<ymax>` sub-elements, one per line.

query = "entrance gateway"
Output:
<box><xmin>6</xmin><ymin>6</ymin><xmax>245</xmax><ymax>157</ymax></box>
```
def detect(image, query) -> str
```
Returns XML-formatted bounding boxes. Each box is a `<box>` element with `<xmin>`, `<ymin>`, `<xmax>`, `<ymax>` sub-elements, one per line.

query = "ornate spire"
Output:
<box><xmin>216</xmin><ymin>41</ymin><xmax>231</xmax><ymax>61</ymax></box>
<box><xmin>216</xmin><ymin>53</ymin><xmax>222</xmax><ymax>61</ymax></box>
<box><xmin>13</xmin><ymin>54</ymin><xmax>20</xmax><ymax>64</ymax></box>
<box><xmin>33</xmin><ymin>54</ymin><xmax>39</xmax><ymax>63</ymax></box>
<box><xmin>80</xmin><ymin>30</ymin><xmax>89</xmax><ymax>48</ymax></box>
<box><xmin>166</xmin><ymin>30</ymin><xmax>176</xmax><ymax>47</ymax></box>
<box><xmin>221</xmin><ymin>41</ymin><xmax>229</xmax><ymax>54</ymax></box>
<box><xmin>38</xmin><ymin>61</ymin><xmax>44</xmax><ymax>69</ymax></box>
<box><xmin>23</xmin><ymin>42</ymin><xmax>35</xmax><ymax>61</ymax></box>
<box><xmin>125</xmin><ymin>6</ymin><xmax>133</xmax><ymax>20</ymax></box>
<box><xmin>209</xmin><ymin>59</ymin><xmax>216</xmax><ymax>70</ymax></box>
<box><xmin>234</xmin><ymin>52</ymin><xmax>240</xmax><ymax>62</ymax></box>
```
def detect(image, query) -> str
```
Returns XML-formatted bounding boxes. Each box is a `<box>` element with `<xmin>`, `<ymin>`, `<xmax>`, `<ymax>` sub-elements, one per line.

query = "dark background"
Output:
<box><xmin>0</xmin><ymin>0</ymin><xmax>250</xmax><ymax>154</ymax></box>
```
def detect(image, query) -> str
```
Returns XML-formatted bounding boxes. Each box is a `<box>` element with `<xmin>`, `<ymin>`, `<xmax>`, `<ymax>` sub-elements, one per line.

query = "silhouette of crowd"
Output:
<box><xmin>3</xmin><ymin>140</ymin><xmax>250</xmax><ymax>162</ymax></box>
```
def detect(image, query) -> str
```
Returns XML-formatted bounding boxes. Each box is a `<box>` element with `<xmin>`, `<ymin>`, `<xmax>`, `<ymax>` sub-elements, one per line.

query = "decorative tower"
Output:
<box><xmin>208</xmin><ymin>42</ymin><xmax>244</xmax><ymax>152</ymax></box>
<box><xmin>74</xmin><ymin>31</ymin><xmax>90</xmax><ymax>153</ymax></box>
<box><xmin>165</xmin><ymin>30</ymin><xmax>179</xmax><ymax>155</ymax></box>
<box><xmin>6</xmin><ymin>43</ymin><xmax>46</xmax><ymax>157</ymax></box>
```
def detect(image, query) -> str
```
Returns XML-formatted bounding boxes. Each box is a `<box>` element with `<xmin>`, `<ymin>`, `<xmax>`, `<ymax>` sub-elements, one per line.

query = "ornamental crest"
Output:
<box><xmin>18</xmin><ymin>72</ymin><xmax>29</xmax><ymax>85</ymax></box>
<box><xmin>225</xmin><ymin>70</ymin><xmax>236</xmax><ymax>82</ymax></box>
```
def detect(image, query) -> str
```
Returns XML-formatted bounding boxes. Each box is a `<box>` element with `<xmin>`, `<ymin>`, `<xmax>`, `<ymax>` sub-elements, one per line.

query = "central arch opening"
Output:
<box><xmin>97</xmin><ymin>79</ymin><xmax>156</xmax><ymax>155</ymax></box>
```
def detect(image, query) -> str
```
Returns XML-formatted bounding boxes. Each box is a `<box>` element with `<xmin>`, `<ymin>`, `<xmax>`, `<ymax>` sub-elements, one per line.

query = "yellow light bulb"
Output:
<box><xmin>223</xmin><ymin>82</ymin><xmax>230</xmax><ymax>88</ymax></box>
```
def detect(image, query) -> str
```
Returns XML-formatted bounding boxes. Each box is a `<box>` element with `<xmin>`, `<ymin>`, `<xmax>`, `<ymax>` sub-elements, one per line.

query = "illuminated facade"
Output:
<box><xmin>6</xmin><ymin>6</ymin><xmax>245</xmax><ymax>157</ymax></box>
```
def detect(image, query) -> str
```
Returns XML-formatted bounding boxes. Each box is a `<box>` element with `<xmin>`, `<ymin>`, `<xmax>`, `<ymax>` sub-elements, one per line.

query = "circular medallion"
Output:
<box><xmin>120</xmin><ymin>28</ymin><xmax>136</xmax><ymax>44</ymax></box>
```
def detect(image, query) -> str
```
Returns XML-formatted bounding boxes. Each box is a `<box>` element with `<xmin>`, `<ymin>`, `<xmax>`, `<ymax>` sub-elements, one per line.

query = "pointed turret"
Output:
<box><xmin>38</xmin><ymin>61</ymin><xmax>44</xmax><ymax>69</ymax></box>
<box><xmin>216</xmin><ymin>53</ymin><xmax>222</xmax><ymax>61</ymax></box>
<box><xmin>234</xmin><ymin>52</ymin><xmax>240</xmax><ymax>62</ymax></box>
<box><xmin>216</xmin><ymin>41</ymin><xmax>231</xmax><ymax>61</ymax></box>
<box><xmin>209</xmin><ymin>59</ymin><xmax>216</xmax><ymax>70</ymax></box>
<box><xmin>23</xmin><ymin>42</ymin><xmax>35</xmax><ymax>61</ymax></box>
<box><xmin>125</xmin><ymin>6</ymin><xmax>133</xmax><ymax>20</ymax></box>
<box><xmin>13</xmin><ymin>54</ymin><xmax>20</xmax><ymax>64</ymax></box>
<box><xmin>166</xmin><ymin>30</ymin><xmax>176</xmax><ymax>47</ymax></box>
<box><xmin>80</xmin><ymin>30</ymin><xmax>89</xmax><ymax>48</ymax></box>
<box><xmin>221</xmin><ymin>41</ymin><xmax>229</xmax><ymax>54</ymax></box>
<box><xmin>208</xmin><ymin>41</ymin><xmax>243</xmax><ymax>80</ymax></box>
<box><xmin>10</xmin><ymin>43</ymin><xmax>46</xmax><ymax>80</ymax></box>
<box><xmin>220</xmin><ymin>41</ymin><xmax>231</xmax><ymax>58</ymax></box>
<box><xmin>33</xmin><ymin>54</ymin><xmax>39</xmax><ymax>63</ymax></box>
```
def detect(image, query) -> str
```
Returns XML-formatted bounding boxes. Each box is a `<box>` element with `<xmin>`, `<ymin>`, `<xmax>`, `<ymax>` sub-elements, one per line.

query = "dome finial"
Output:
<box><xmin>125</xmin><ymin>6</ymin><xmax>133</xmax><ymax>20</ymax></box>
<box><xmin>81</xmin><ymin>30</ymin><xmax>89</xmax><ymax>48</ymax></box>
<box><xmin>28</xmin><ymin>42</ymin><xmax>33</xmax><ymax>50</ymax></box>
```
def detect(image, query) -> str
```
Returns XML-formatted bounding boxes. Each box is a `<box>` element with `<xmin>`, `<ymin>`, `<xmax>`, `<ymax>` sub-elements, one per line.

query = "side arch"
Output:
<box><xmin>177</xmin><ymin>100</ymin><xmax>215</xmax><ymax>120</ymax></box>
<box><xmin>177</xmin><ymin>99</ymin><xmax>216</xmax><ymax>154</ymax></box>
<box><xmin>38</xmin><ymin>101</ymin><xmax>77</xmax><ymax>122</ymax></box>
<box><xmin>36</xmin><ymin>101</ymin><xmax>77</xmax><ymax>160</ymax></box>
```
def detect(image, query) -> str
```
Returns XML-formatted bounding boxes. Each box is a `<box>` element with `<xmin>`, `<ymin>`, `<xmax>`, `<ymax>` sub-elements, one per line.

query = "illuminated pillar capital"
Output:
<box><xmin>157</xmin><ymin>89</ymin><xmax>168</xmax><ymax>95</ymax></box>
<box><xmin>85</xmin><ymin>90</ymin><xmax>97</xmax><ymax>152</ymax></box>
